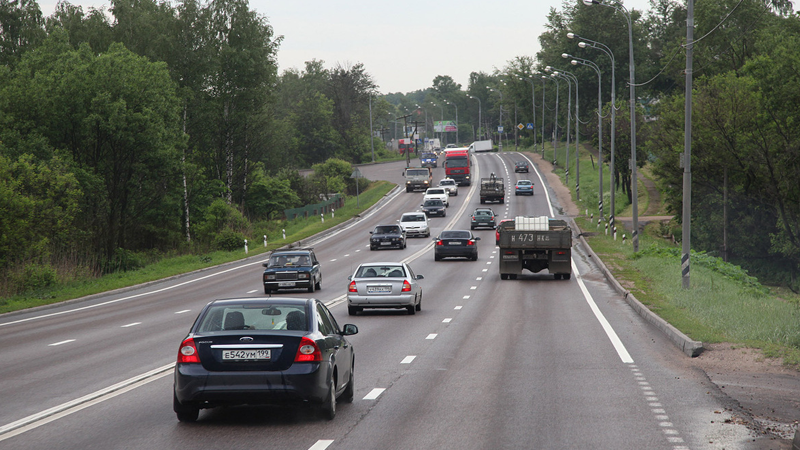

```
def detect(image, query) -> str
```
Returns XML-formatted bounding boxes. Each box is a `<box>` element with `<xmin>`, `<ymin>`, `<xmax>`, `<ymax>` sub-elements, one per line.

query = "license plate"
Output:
<box><xmin>222</xmin><ymin>349</ymin><xmax>271</xmax><ymax>360</ymax></box>
<box><xmin>448</xmin><ymin>241</ymin><xmax>462</xmax><ymax>245</ymax></box>
<box><xmin>380</xmin><ymin>242</ymin><xmax>391</xmax><ymax>246</ymax></box>
<box><xmin>367</xmin><ymin>286</ymin><xmax>392</xmax><ymax>293</ymax></box>
<box><xmin>278</xmin><ymin>281</ymin><xmax>295</xmax><ymax>287</ymax></box>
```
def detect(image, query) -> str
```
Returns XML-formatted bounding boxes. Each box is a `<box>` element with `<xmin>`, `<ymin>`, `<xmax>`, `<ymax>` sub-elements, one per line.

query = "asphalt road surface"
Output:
<box><xmin>0</xmin><ymin>152</ymin><xmax>772</xmax><ymax>449</ymax></box>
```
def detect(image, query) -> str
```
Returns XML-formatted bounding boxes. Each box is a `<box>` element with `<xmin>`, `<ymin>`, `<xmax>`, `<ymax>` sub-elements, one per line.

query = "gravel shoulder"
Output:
<box><xmin>526</xmin><ymin>151</ymin><xmax>800</xmax><ymax>446</ymax></box>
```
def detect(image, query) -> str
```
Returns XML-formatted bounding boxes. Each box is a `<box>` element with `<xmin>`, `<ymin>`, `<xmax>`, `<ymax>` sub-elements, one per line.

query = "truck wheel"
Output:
<box><xmin>510</xmin><ymin>274</ymin><xmax>518</xmax><ymax>280</ymax></box>
<box><xmin>501</xmin><ymin>274</ymin><xmax>508</xmax><ymax>280</ymax></box>
<box><xmin>562</xmin><ymin>273</ymin><xmax>571</xmax><ymax>280</ymax></box>
<box><xmin>406</xmin><ymin>187</ymin><xmax>411</xmax><ymax>193</ymax></box>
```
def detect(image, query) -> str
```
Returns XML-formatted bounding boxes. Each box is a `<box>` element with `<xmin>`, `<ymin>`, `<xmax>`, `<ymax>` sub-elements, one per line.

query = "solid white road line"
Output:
<box><xmin>572</xmin><ymin>259</ymin><xmax>634</xmax><ymax>364</ymax></box>
<box><xmin>120</xmin><ymin>322</ymin><xmax>141</xmax><ymax>328</ymax></box>
<box><xmin>48</xmin><ymin>340</ymin><xmax>75</xmax><ymax>347</ymax></box>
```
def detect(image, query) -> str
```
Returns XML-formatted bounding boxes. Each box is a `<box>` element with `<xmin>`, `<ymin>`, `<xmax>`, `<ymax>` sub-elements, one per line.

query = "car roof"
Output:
<box><xmin>358</xmin><ymin>261</ymin><xmax>406</xmax><ymax>267</ymax></box>
<box><xmin>402</xmin><ymin>212</ymin><xmax>425</xmax><ymax>216</ymax></box>
<box><xmin>516</xmin><ymin>180</ymin><xmax>532</xmax><ymax>183</ymax></box>
<box><xmin>516</xmin><ymin>161</ymin><xmax>527</xmax><ymax>164</ymax></box>
<box><xmin>210</xmin><ymin>297</ymin><xmax>311</xmax><ymax>307</ymax></box>
<box><xmin>270</xmin><ymin>249</ymin><xmax>314</xmax><ymax>256</ymax></box>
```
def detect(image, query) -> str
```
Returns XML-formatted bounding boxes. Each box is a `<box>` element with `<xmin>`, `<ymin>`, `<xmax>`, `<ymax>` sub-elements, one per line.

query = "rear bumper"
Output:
<box><xmin>264</xmin><ymin>280</ymin><xmax>312</xmax><ymax>290</ymax></box>
<box><xmin>435</xmin><ymin>247</ymin><xmax>478</xmax><ymax>258</ymax></box>
<box><xmin>348</xmin><ymin>293</ymin><xmax>415</xmax><ymax>307</ymax></box>
<box><xmin>174</xmin><ymin>362</ymin><xmax>329</xmax><ymax>408</ymax></box>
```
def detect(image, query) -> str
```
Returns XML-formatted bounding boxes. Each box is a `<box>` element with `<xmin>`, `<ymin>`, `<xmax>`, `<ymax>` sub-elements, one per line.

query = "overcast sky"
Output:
<box><xmin>37</xmin><ymin>0</ymin><xmax>768</xmax><ymax>94</ymax></box>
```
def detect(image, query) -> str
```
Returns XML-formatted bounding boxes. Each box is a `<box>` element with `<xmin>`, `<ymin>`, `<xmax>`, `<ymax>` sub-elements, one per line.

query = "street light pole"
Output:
<box><xmin>584</xmin><ymin>0</ymin><xmax>638</xmax><ymax>251</ymax></box>
<box><xmin>569</xmin><ymin>32</ymin><xmax>616</xmax><ymax>229</ymax></box>
<box><xmin>543</xmin><ymin>69</ymin><xmax>560</xmax><ymax>166</ymax></box>
<box><xmin>520</xmin><ymin>76</ymin><xmax>538</xmax><ymax>151</ymax></box>
<box><xmin>551</xmin><ymin>71</ymin><xmax>573</xmax><ymax>184</ymax></box>
<box><xmin>567</xmin><ymin>54</ymin><xmax>604</xmax><ymax>220</ymax></box>
<box><xmin>558</xmin><ymin>69</ymin><xmax>581</xmax><ymax>200</ymax></box>
<box><xmin>469</xmin><ymin>95</ymin><xmax>482</xmax><ymax>142</ymax></box>
<box><xmin>487</xmin><ymin>86</ymin><xmax>503</xmax><ymax>151</ymax></box>
<box><xmin>541</xmin><ymin>76</ymin><xmax>548</xmax><ymax>158</ymax></box>
<box><xmin>369</xmin><ymin>95</ymin><xmax>375</xmax><ymax>163</ymax></box>
<box><xmin>447</xmin><ymin>100</ymin><xmax>459</xmax><ymax>145</ymax></box>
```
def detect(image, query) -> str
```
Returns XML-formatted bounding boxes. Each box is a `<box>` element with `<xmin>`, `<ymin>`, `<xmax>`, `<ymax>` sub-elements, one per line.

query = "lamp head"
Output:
<box><xmin>579</xmin><ymin>42</ymin><xmax>587</xmax><ymax>48</ymax></box>
<box><xmin>583</xmin><ymin>0</ymin><xmax>597</xmax><ymax>5</ymax></box>
<box><xmin>561</xmin><ymin>53</ymin><xmax>569</xmax><ymax>59</ymax></box>
<box><xmin>545</xmin><ymin>66</ymin><xmax>553</xmax><ymax>72</ymax></box>
<box><xmin>567</xmin><ymin>32</ymin><xmax>575</xmax><ymax>39</ymax></box>
<box><xmin>553</xmin><ymin>71</ymin><xmax>560</xmax><ymax>76</ymax></box>
<box><xmin>571</xmin><ymin>60</ymin><xmax>579</xmax><ymax>66</ymax></box>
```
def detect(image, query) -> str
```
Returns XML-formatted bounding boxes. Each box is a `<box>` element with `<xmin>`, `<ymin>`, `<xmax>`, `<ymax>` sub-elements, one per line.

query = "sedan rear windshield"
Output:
<box><xmin>402</xmin><ymin>215</ymin><xmax>426</xmax><ymax>222</ymax></box>
<box><xmin>356</xmin><ymin>265</ymin><xmax>405</xmax><ymax>278</ymax></box>
<box><xmin>517</xmin><ymin>181</ymin><xmax>532</xmax><ymax>186</ymax></box>
<box><xmin>427</xmin><ymin>189</ymin><xmax>446</xmax><ymax>195</ymax></box>
<box><xmin>424</xmin><ymin>200</ymin><xmax>443</xmax><ymax>206</ymax></box>
<box><xmin>407</xmin><ymin>169</ymin><xmax>429</xmax><ymax>177</ymax></box>
<box><xmin>198</xmin><ymin>303</ymin><xmax>308</xmax><ymax>332</ymax></box>
<box><xmin>441</xmin><ymin>231</ymin><xmax>472</xmax><ymax>239</ymax></box>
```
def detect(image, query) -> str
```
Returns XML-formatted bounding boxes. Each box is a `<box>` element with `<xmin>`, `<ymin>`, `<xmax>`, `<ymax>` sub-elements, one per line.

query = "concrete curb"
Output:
<box><xmin>570</xmin><ymin>218</ymin><xmax>704</xmax><ymax>358</ymax></box>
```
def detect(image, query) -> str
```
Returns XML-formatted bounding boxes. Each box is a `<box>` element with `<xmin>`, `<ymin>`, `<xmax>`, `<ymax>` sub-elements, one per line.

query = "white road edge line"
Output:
<box><xmin>363</xmin><ymin>388</ymin><xmax>385</xmax><ymax>400</ymax></box>
<box><xmin>572</xmin><ymin>259</ymin><xmax>634</xmax><ymax>364</ymax></box>
<box><xmin>308</xmin><ymin>440</ymin><xmax>334</xmax><ymax>450</ymax></box>
<box><xmin>0</xmin><ymin>363</ymin><xmax>174</xmax><ymax>440</ymax></box>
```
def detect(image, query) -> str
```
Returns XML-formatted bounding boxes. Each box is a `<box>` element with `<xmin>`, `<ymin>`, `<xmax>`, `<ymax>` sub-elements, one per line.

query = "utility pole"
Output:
<box><xmin>397</xmin><ymin>113</ymin><xmax>412</xmax><ymax>168</ymax></box>
<box><xmin>682</xmin><ymin>0</ymin><xmax>694</xmax><ymax>288</ymax></box>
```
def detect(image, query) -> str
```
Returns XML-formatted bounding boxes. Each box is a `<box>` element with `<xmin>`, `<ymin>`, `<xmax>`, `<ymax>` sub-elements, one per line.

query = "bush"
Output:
<box><xmin>9</xmin><ymin>263</ymin><xmax>58</xmax><ymax>293</ymax></box>
<box><xmin>103</xmin><ymin>248</ymin><xmax>146</xmax><ymax>274</ymax></box>
<box><xmin>213</xmin><ymin>229</ymin><xmax>246</xmax><ymax>252</ymax></box>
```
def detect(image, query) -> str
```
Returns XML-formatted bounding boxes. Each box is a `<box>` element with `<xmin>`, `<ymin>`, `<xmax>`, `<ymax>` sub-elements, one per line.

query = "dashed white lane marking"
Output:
<box><xmin>426</xmin><ymin>334</ymin><xmax>437</xmax><ymax>340</ymax></box>
<box><xmin>462</xmin><ymin>295</ymin><xmax>470</xmax><ymax>299</ymax></box>
<box><xmin>120</xmin><ymin>322</ymin><xmax>141</xmax><ymax>328</ymax></box>
<box><xmin>48</xmin><ymin>340</ymin><xmax>75</xmax><ymax>347</ymax></box>
<box><xmin>482</xmin><ymin>269</ymin><xmax>488</xmax><ymax>272</ymax></box>
<box><xmin>627</xmin><ymin>364</ymin><xmax>690</xmax><ymax>449</ymax></box>
<box><xmin>174</xmin><ymin>310</ymin><xmax>190</xmax><ymax>314</ymax></box>
<box><xmin>455</xmin><ymin>306</ymin><xmax>463</xmax><ymax>310</ymax></box>
<box><xmin>485</xmin><ymin>261</ymin><xmax>492</xmax><ymax>265</ymax></box>
<box><xmin>344</xmin><ymin>254</ymin><xmax>350</xmax><ymax>257</ymax></box>
<box><xmin>476</xmin><ymin>277</ymin><xmax>482</xmax><ymax>281</ymax></box>
<box><xmin>308</xmin><ymin>439</ymin><xmax>334</xmax><ymax>450</ymax></box>
<box><xmin>470</xmin><ymin>286</ymin><xmax>477</xmax><ymax>290</ymax></box>
<box><xmin>400</xmin><ymin>356</ymin><xmax>416</xmax><ymax>364</ymax></box>
<box><xmin>442</xmin><ymin>318</ymin><xmax>452</xmax><ymax>323</ymax></box>
<box><xmin>363</xmin><ymin>388</ymin><xmax>385</xmax><ymax>400</ymax></box>
<box><xmin>330</xmin><ymin>259</ymin><xmax>337</xmax><ymax>262</ymax></box>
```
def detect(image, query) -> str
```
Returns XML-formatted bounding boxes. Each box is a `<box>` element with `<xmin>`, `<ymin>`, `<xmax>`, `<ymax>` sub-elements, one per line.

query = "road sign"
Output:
<box><xmin>526</xmin><ymin>123</ymin><xmax>534</xmax><ymax>129</ymax></box>
<box><xmin>498</xmin><ymin>126</ymin><xmax>504</xmax><ymax>132</ymax></box>
<box><xmin>517</xmin><ymin>123</ymin><xmax>524</xmax><ymax>130</ymax></box>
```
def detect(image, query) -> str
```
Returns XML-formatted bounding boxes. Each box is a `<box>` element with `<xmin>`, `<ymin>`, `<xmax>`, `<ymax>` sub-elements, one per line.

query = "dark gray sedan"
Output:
<box><xmin>434</xmin><ymin>230</ymin><xmax>480</xmax><ymax>261</ymax></box>
<box><xmin>173</xmin><ymin>297</ymin><xmax>357</xmax><ymax>422</ymax></box>
<box><xmin>421</xmin><ymin>198</ymin><xmax>447</xmax><ymax>217</ymax></box>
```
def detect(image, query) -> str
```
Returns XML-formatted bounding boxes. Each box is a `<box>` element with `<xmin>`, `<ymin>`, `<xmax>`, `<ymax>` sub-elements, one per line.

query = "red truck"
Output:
<box><xmin>398</xmin><ymin>138</ymin><xmax>415</xmax><ymax>155</ymax></box>
<box><xmin>443</xmin><ymin>147</ymin><xmax>472</xmax><ymax>186</ymax></box>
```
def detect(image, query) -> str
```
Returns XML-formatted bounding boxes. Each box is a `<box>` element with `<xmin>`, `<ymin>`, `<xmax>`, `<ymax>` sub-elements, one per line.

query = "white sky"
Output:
<box><xmin>37</xmin><ymin>0</ymin><xmax>693</xmax><ymax>94</ymax></box>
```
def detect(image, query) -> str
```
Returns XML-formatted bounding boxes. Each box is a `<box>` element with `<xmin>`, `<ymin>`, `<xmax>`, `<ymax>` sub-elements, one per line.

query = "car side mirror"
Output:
<box><xmin>342</xmin><ymin>324</ymin><xmax>358</xmax><ymax>336</ymax></box>
<box><xmin>369</xmin><ymin>231</ymin><xmax>374</xmax><ymax>235</ymax></box>
<box><xmin>474</xmin><ymin>236</ymin><xmax>481</xmax><ymax>240</ymax></box>
<box><xmin>416</xmin><ymin>274</ymin><xmax>424</xmax><ymax>280</ymax></box>
<box><xmin>262</xmin><ymin>262</ymin><xmax>269</xmax><ymax>267</ymax></box>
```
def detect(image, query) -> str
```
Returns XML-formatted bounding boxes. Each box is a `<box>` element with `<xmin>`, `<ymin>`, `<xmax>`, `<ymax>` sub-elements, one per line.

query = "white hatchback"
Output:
<box><xmin>438</xmin><ymin>178</ymin><xmax>459</xmax><ymax>196</ymax></box>
<box><xmin>423</xmin><ymin>187</ymin><xmax>449</xmax><ymax>207</ymax></box>
<box><xmin>398</xmin><ymin>212</ymin><xmax>430</xmax><ymax>238</ymax></box>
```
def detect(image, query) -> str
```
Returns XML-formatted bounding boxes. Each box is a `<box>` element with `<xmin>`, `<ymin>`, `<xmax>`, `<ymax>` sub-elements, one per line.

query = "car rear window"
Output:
<box><xmin>356</xmin><ymin>265</ymin><xmax>405</xmax><ymax>278</ymax></box>
<box><xmin>441</xmin><ymin>231</ymin><xmax>471</xmax><ymax>239</ymax></box>
<box><xmin>198</xmin><ymin>303</ymin><xmax>308</xmax><ymax>332</ymax></box>
<box><xmin>517</xmin><ymin>181</ymin><xmax>532</xmax><ymax>185</ymax></box>
<box><xmin>375</xmin><ymin>226</ymin><xmax>401</xmax><ymax>234</ymax></box>
<box><xmin>427</xmin><ymin>189</ymin><xmax>445</xmax><ymax>195</ymax></box>
<box><xmin>402</xmin><ymin>215</ymin><xmax>425</xmax><ymax>222</ymax></box>
<box><xmin>475</xmin><ymin>210</ymin><xmax>493</xmax><ymax>216</ymax></box>
<box><xmin>424</xmin><ymin>200</ymin><xmax>443</xmax><ymax>206</ymax></box>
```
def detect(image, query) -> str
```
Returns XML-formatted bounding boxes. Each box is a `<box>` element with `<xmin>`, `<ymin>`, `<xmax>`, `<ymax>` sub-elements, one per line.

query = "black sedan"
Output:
<box><xmin>515</xmin><ymin>161</ymin><xmax>529</xmax><ymax>173</ymax></box>
<box><xmin>433</xmin><ymin>230</ymin><xmax>480</xmax><ymax>261</ymax></box>
<box><xmin>173</xmin><ymin>297</ymin><xmax>358</xmax><ymax>422</ymax></box>
<box><xmin>421</xmin><ymin>198</ymin><xmax>446</xmax><ymax>217</ymax></box>
<box><xmin>370</xmin><ymin>224</ymin><xmax>407</xmax><ymax>250</ymax></box>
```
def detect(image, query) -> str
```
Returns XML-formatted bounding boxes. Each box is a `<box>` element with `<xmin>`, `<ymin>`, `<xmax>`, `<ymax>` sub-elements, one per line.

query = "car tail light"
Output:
<box><xmin>436</xmin><ymin>240</ymin><xmax>443</xmax><ymax>246</ymax></box>
<box><xmin>467</xmin><ymin>240</ymin><xmax>476</xmax><ymax>246</ymax></box>
<box><xmin>295</xmin><ymin>336</ymin><xmax>322</xmax><ymax>362</ymax></box>
<box><xmin>348</xmin><ymin>281</ymin><xmax>357</xmax><ymax>292</ymax></box>
<box><xmin>402</xmin><ymin>280</ymin><xmax>412</xmax><ymax>292</ymax></box>
<box><xmin>177</xmin><ymin>338</ymin><xmax>200</xmax><ymax>364</ymax></box>
<box><xmin>471</xmin><ymin>215</ymin><xmax>475</xmax><ymax>220</ymax></box>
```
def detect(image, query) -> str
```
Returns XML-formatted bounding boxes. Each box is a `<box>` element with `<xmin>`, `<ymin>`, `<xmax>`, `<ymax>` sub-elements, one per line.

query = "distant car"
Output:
<box><xmin>421</xmin><ymin>198</ymin><xmax>446</xmax><ymax>217</ymax></box>
<box><xmin>370</xmin><ymin>224</ymin><xmax>406</xmax><ymax>250</ymax></box>
<box><xmin>399</xmin><ymin>212</ymin><xmax>430</xmax><ymax>237</ymax></box>
<box><xmin>445</xmin><ymin>144</ymin><xmax>457</xmax><ymax>148</ymax></box>
<box><xmin>496</xmin><ymin>219</ymin><xmax>514</xmax><ymax>245</ymax></box>
<box><xmin>347</xmin><ymin>262</ymin><xmax>424</xmax><ymax>315</ymax></box>
<box><xmin>515</xmin><ymin>161</ymin><xmax>529</xmax><ymax>173</ymax></box>
<box><xmin>515</xmin><ymin>179</ymin><xmax>534</xmax><ymax>195</ymax></box>
<box><xmin>262</xmin><ymin>248</ymin><xmax>322</xmax><ymax>294</ymax></box>
<box><xmin>471</xmin><ymin>208</ymin><xmax>496</xmax><ymax>229</ymax></box>
<box><xmin>438</xmin><ymin>178</ymin><xmax>459</xmax><ymax>196</ymax></box>
<box><xmin>423</xmin><ymin>187</ymin><xmax>449</xmax><ymax>207</ymax></box>
<box><xmin>434</xmin><ymin>230</ymin><xmax>480</xmax><ymax>261</ymax></box>
<box><xmin>173</xmin><ymin>297</ymin><xmax>358</xmax><ymax>422</ymax></box>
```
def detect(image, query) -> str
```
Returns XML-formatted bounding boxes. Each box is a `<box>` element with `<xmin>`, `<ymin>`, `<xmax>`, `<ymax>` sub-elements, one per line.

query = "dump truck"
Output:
<box><xmin>497</xmin><ymin>216</ymin><xmax>572</xmax><ymax>280</ymax></box>
<box><xmin>403</xmin><ymin>166</ymin><xmax>433</xmax><ymax>192</ymax></box>
<box><xmin>479</xmin><ymin>174</ymin><xmax>504</xmax><ymax>204</ymax></box>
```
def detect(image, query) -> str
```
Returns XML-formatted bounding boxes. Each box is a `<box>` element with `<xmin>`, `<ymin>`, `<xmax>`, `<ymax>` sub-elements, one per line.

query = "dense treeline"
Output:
<box><xmin>0</xmin><ymin>0</ymin><xmax>380</xmax><ymax>295</ymax></box>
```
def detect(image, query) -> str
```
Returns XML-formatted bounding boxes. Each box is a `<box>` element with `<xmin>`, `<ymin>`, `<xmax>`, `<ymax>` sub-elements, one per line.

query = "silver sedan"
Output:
<box><xmin>347</xmin><ymin>262</ymin><xmax>424</xmax><ymax>316</ymax></box>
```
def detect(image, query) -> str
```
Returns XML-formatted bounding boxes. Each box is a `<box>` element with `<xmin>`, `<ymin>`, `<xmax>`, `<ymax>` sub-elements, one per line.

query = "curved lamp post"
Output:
<box><xmin>487</xmin><ymin>86</ymin><xmax>503</xmax><ymax>151</ymax></box>
<box><xmin>569</xmin><ymin>32</ymin><xmax>617</xmax><ymax>231</ymax></box>
<box><xmin>446</xmin><ymin>100</ymin><xmax>458</xmax><ymax>145</ymax></box>
<box><xmin>582</xmin><ymin>0</ymin><xmax>638</xmax><ymax>251</ymax></box>
<box><xmin>468</xmin><ymin>95</ymin><xmax>482</xmax><ymax>141</ymax></box>
<box><xmin>543</xmin><ymin>70</ymin><xmax>560</xmax><ymax>165</ymax></box>
<box><xmin>549</xmin><ymin>68</ymin><xmax>581</xmax><ymax>198</ymax></box>
<box><xmin>565</xmin><ymin>54</ymin><xmax>604</xmax><ymax>220</ymax></box>
<box><xmin>548</xmin><ymin>68</ymin><xmax>572</xmax><ymax>176</ymax></box>
<box><xmin>519</xmin><ymin>76</ymin><xmax>538</xmax><ymax>151</ymax></box>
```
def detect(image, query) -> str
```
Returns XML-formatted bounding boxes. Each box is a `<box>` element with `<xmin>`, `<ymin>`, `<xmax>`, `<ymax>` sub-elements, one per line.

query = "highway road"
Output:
<box><xmin>0</xmin><ymin>152</ymin><xmax>761</xmax><ymax>449</ymax></box>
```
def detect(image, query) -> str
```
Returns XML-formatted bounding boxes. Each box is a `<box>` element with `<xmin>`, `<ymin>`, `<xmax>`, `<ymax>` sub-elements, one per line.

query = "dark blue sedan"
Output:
<box><xmin>173</xmin><ymin>297</ymin><xmax>358</xmax><ymax>422</ymax></box>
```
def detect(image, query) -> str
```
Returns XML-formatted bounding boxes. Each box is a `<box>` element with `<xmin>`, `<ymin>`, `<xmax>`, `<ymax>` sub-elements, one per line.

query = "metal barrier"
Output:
<box><xmin>283</xmin><ymin>194</ymin><xmax>344</xmax><ymax>220</ymax></box>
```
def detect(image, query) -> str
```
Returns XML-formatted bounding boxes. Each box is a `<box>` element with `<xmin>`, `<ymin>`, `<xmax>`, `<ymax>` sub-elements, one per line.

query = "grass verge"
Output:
<box><xmin>0</xmin><ymin>181</ymin><xmax>395</xmax><ymax>315</ymax></box>
<box><xmin>521</xmin><ymin>143</ymin><xmax>800</xmax><ymax>367</ymax></box>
